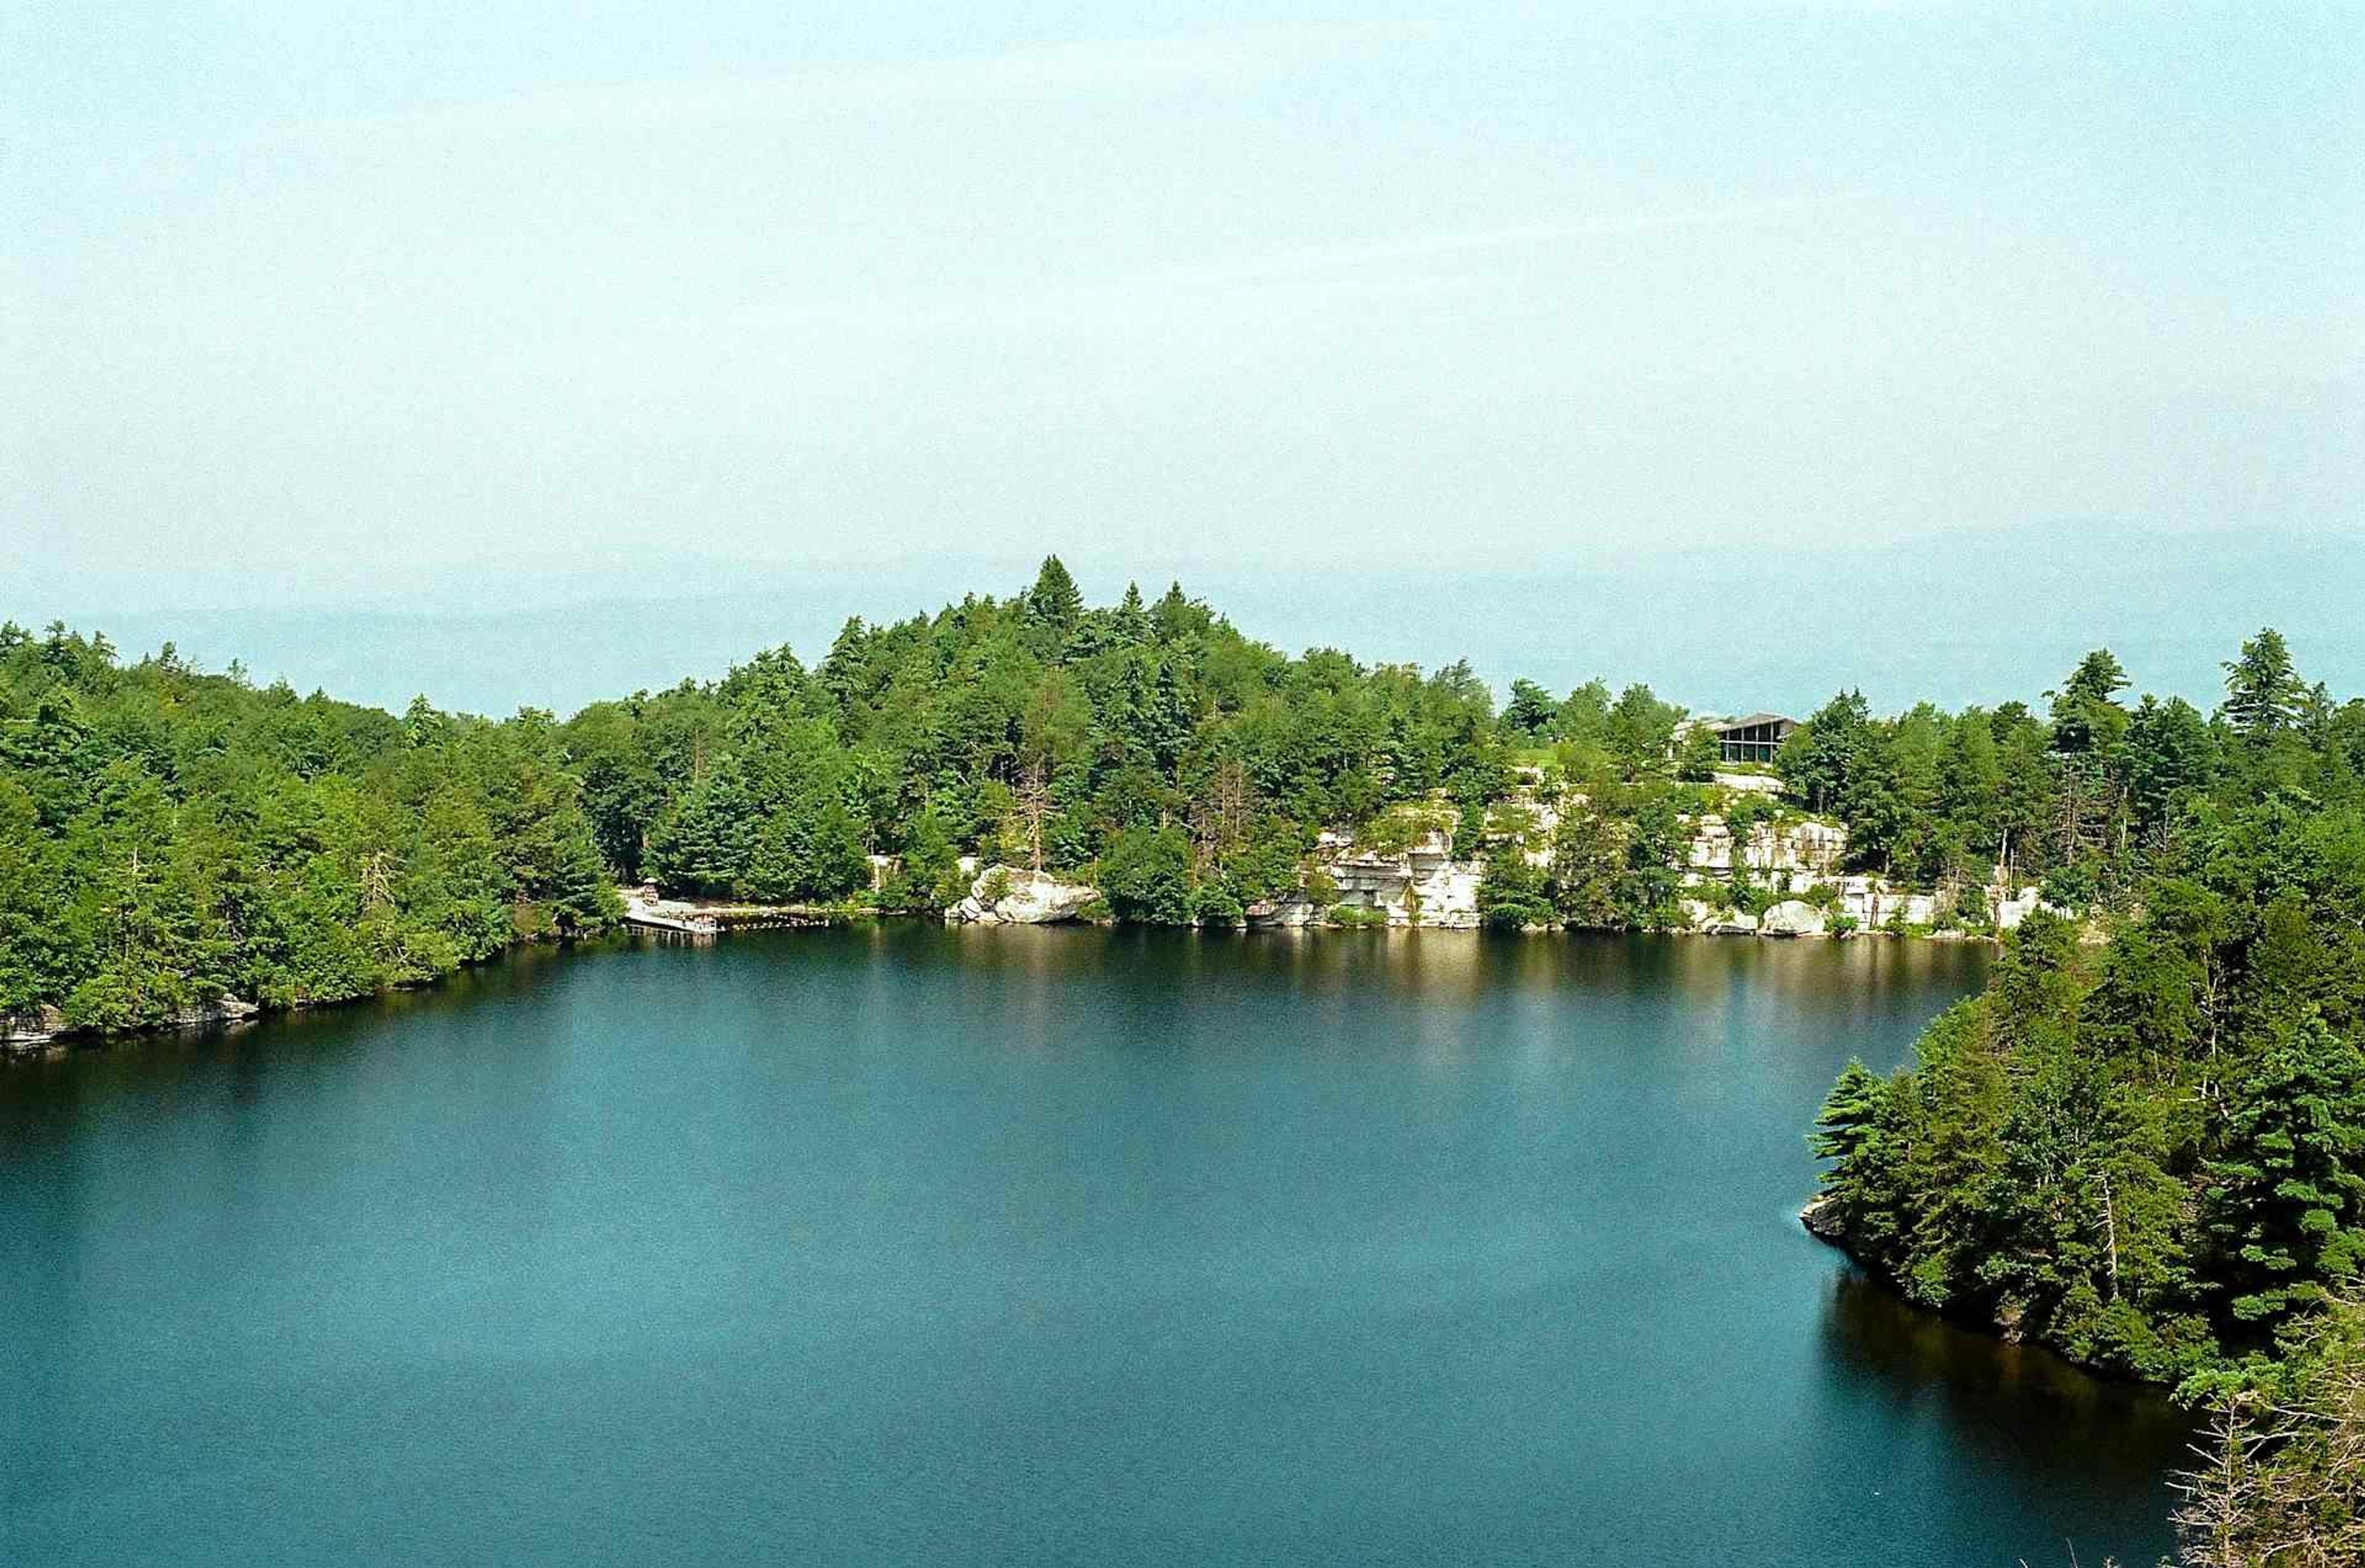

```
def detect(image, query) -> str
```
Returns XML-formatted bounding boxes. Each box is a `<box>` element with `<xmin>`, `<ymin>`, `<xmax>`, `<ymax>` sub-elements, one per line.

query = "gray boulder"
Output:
<box><xmin>1760</xmin><ymin>900</ymin><xmax>1830</xmax><ymax>937</ymax></box>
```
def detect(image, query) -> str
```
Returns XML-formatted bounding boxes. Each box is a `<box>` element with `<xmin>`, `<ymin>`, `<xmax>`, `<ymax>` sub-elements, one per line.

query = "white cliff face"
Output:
<box><xmin>948</xmin><ymin>867</ymin><xmax>1101</xmax><ymax>925</ymax></box>
<box><xmin>1674</xmin><ymin>806</ymin><xmax>2025</xmax><ymax>936</ymax></box>
<box><xmin>1830</xmin><ymin>876</ymin><xmax>1938</xmax><ymax>930</ymax></box>
<box><xmin>1264</xmin><ymin>784</ymin><xmax>2060</xmax><ymax>940</ymax></box>
<box><xmin>1684</xmin><ymin>815</ymin><xmax>1846</xmax><ymax>876</ymax></box>
<box><xmin>1320</xmin><ymin>830</ymin><xmax>1486</xmax><ymax>928</ymax></box>
<box><xmin>1245</xmin><ymin>892</ymin><xmax>1322</xmax><ymax>927</ymax></box>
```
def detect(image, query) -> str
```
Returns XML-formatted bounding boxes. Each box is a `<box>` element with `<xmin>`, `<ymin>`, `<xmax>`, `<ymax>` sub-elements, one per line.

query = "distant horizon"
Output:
<box><xmin>16</xmin><ymin>519</ymin><xmax>2358</xmax><ymax>724</ymax></box>
<box><xmin>18</xmin><ymin>515</ymin><xmax>2357</xmax><ymax>618</ymax></box>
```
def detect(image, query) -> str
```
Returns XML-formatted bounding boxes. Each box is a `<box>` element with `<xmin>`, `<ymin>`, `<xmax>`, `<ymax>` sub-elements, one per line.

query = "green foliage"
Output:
<box><xmin>0</xmin><ymin>623</ymin><xmax>618</xmax><ymax>1034</ymax></box>
<box><xmin>1808</xmin><ymin>640</ymin><xmax>2365</xmax><ymax>1386</ymax></box>
<box><xmin>2223</xmin><ymin>628</ymin><xmax>2305</xmax><ymax>744</ymax></box>
<box><xmin>2173</xmin><ymin>1294</ymin><xmax>2365</xmax><ymax>1566</ymax></box>
<box><xmin>555</xmin><ymin>562</ymin><xmax>1508</xmax><ymax>924</ymax></box>
<box><xmin>2202</xmin><ymin>1017</ymin><xmax>2365</xmax><ymax>1331</ymax></box>
<box><xmin>1780</xmin><ymin>690</ymin><xmax>1871</xmax><ymax>815</ymax></box>
<box><xmin>1476</xmin><ymin>847</ymin><xmax>1554</xmax><ymax>929</ymax></box>
<box><xmin>1673</xmin><ymin>724</ymin><xmax>1722</xmax><ymax>782</ymax></box>
<box><xmin>1502</xmin><ymin>678</ymin><xmax>1558</xmax><ymax>738</ymax></box>
<box><xmin>1096</xmin><ymin>824</ymin><xmax>1195</xmax><ymax>924</ymax></box>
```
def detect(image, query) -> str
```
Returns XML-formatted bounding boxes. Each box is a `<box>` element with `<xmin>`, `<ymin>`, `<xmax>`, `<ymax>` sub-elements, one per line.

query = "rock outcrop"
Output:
<box><xmin>173</xmin><ymin>996</ymin><xmax>259</xmax><ymax>1029</ymax></box>
<box><xmin>1245</xmin><ymin>892</ymin><xmax>1322</xmax><ymax>927</ymax></box>
<box><xmin>1709</xmin><ymin>771</ymin><xmax>1785</xmax><ymax>796</ymax></box>
<box><xmin>948</xmin><ymin>867</ymin><xmax>1101</xmax><ymax>925</ymax></box>
<box><xmin>1991</xmin><ymin>884</ymin><xmax>2047</xmax><ymax>931</ymax></box>
<box><xmin>1832</xmin><ymin>876</ymin><xmax>1938</xmax><ymax>931</ymax></box>
<box><xmin>2</xmin><ymin>995</ymin><xmax>257</xmax><ymax>1056</ymax></box>
<box><xmin>1</xmin><ymin>1004</ymin><xmax>67</xmax><ymax>1056</ymax></box>
<box><xmin>1684</xmin><ymin>816</ymin><xmax>1846</xmax><ymax>876</ymax></box>
<box><xmin>1323</xmin><ymin>830</ymin><xmax>1484</xmax><ymax>928</ymax></box>
<box><xmin>1678</xmin><ymin>902</ymin><xmax>1760</xmax><ymax>936</ymax></box>
<box><xmin>1759</xmin><ymin>900</ymin><xmax>1830</xmax><ymax>937</ymax></box>
<box><xmin>1800</xmin><ymin>1195</ymin><xmax>1845</xmax><ymax>1240</ymax></box>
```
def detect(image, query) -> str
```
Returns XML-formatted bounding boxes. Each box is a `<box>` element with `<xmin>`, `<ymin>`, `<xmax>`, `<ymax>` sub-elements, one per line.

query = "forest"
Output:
<box><xmin>1803</xmin><ymin>623</ymin><xmax>2365</xmax><ymax>1367</ymax></box>
<box><xmin>0</xmin><ymin>624</ymin><xmax>615</xmax><ymax>1035</ymax></box>
<box><xmin>9</xmin><ymin>560</ymin><xmax>2365</xmax><ymax>1027</ymax></box>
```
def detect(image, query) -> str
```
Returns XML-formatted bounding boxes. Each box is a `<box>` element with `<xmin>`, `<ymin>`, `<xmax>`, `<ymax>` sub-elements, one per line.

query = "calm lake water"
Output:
<box><xmin>1</xmin><ymin>927</ymin><xmax>2188</xmax><ymax>1566</ymax></box>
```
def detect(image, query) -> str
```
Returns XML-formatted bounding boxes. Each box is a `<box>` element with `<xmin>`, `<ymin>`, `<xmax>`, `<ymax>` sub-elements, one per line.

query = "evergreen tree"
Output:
<box><xmin>2223</xmin><ymin>628</ymin><xmax>2305</xmax><ymax>742</ymax></box>
<box><xmin>1022</xmin><ymin>556</ymin><xmax>1083</xmax><ymax>649</ymax></box>
<box><xmin>2202</xmin><ymin>1017</ymin><xmax>2365</xmax><ymax>1338</ymax></box>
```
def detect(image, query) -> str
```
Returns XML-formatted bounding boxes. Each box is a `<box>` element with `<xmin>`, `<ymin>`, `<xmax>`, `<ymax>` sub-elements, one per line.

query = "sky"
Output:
<box><xmin>4</xmin><ymin>4</ymin><xmax>2361</xmax><ymax>649</ymax></box>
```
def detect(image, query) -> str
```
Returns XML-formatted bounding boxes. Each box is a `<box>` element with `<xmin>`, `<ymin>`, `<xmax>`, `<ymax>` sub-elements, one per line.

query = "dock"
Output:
<box><xmin>621</xmin><ymin>887</ymin><xmax>828</xmax><ymax>939</ymax></box>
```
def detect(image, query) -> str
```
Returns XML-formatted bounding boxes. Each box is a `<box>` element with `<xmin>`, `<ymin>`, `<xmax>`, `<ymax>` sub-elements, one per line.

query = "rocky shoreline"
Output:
<box><xmin>11</xmin><ymin>807</ymin><xmax>2036</xmax><ymax>1058</ymax></box>
<box><xmin>4</xmin><ymin>995</ymin><xmax>260</xmax><ymax>1061</ymax></box>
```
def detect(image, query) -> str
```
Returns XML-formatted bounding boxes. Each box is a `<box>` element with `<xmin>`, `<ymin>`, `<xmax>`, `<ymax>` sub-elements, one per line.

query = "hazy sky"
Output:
<box><xmin>7</xmin><ymin>4</ymin><xmax>2359</xmax><ymax>610</ymax></box>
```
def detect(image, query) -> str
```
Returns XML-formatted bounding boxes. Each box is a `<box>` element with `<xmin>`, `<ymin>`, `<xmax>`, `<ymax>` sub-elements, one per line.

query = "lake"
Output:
<box><xmin>0</xmin><ymin>927</ymin><xmax>2189</xmax><ymax>1566</ymax></box>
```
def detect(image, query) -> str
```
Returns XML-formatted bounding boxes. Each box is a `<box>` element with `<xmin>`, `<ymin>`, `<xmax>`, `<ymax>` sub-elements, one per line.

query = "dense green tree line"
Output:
<box><xmin>1771</xmin><ymin>632</ymin><xmax>2359</xmax><ymax>905</ymax></box>
<box><xmin>1808</xmin><ymin>633</ymin><xmax>2365</xmax><ymax>1390</ymax></box>
<box><xmin>17</xmin><ymin>562</ymin><xmax>2364</xmax><ymax>1041</ymax></box>
<box><xmin>0</xmin><ymin>622</ymin><xmax>615</xmax><ymax>1034</ymax></box>
<box><xmin>557</xmin><ymin>560</ymin><xmax>1508</xmax><ymax>919</ymax></box>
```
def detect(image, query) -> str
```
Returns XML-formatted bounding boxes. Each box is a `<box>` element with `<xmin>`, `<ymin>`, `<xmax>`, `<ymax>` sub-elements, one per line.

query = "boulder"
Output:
<box><xmin>948</xmin><ymin>867</ymin><xmax>1099</xmax><ymax>925</ymax></box>
<box><xmin>171</xmin><ymin>996</ymin><xmax>259</xmax><ymax>1030</ymax></box>
<box><xmin>1246</xmin><ymin>892</ymin><xmax>1321</xmax><ymax>927</ymax></box>
<box><xmin>1681</xmin><ymin>899</ymin><xmax>1758</xmax><ymax>935</ymax></box>
<box><xmin>1760</xmin><ymin>900</ymin><xmax>1829</xmax><ymax>937</ymax></box>
<box><xmin>1</xmin><ymin>1004</ymin><xmax>67</xmax><ymax>1055</ymax></box>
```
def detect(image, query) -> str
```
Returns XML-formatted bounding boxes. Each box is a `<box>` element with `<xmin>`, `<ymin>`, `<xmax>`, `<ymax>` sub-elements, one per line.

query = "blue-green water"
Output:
<box><xmin>1</xmin><ymin>927</ymin><xmax>2186</xmax><ymax>1566</ymax></box>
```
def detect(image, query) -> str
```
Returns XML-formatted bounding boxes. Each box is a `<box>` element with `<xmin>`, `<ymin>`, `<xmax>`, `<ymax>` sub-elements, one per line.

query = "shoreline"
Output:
<box><xmin>1796</xmin><ymin>1197</ymin><xmax>2181</xmax><ymax>1394</ymax></box>
<box><xmin>7</xmin><ymin>906</ymin><xmax>1992</xmax><ymax>1061</ymax></box>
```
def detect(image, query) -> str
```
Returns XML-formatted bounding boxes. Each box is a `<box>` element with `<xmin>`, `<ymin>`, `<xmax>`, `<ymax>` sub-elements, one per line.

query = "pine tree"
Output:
<box><xmin>2202</xmin><ymin>1016</ymin><xmax>2365</xmax><ymax>1338</ymax></box>
<box><xmin>1023</xmin><ymin>556</ymin><xmax>1083</xmax><ymax>641</ymax></box>
<box><xmin>1806</xmin><ymin>1069</ymin><xmax>1882</xmax><ymax>1178</ymax></box>
<box><xmin>2222</xmin><ymin>628</ymin><xmax>2305</xmax><ymax>742</ymax></box>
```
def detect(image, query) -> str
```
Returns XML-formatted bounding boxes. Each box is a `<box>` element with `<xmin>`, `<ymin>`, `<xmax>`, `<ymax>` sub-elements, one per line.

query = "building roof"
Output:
<box><xmin>1714</xmin><ymin>713</ymin><xmax>1797</xmax><ymax>734</ymax></box>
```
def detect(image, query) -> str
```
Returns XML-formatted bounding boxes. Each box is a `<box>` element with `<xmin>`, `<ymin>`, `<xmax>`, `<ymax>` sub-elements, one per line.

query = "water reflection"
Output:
<box><xmin>1811</xmin><ymin>1266</ymin><xmax>2193</xmax><ymax>1562</ymax></box>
